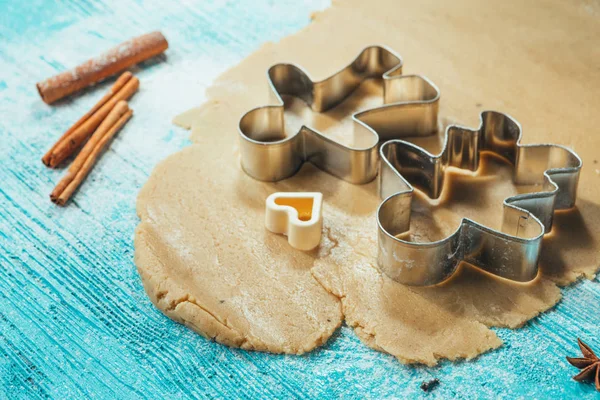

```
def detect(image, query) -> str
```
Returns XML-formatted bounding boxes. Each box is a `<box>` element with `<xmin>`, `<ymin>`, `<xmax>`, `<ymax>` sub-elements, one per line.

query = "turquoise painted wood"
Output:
<box><xmin>0</xmin><ymin>0</ymin><xmax>599</xmax><ymax>398</ymax></box>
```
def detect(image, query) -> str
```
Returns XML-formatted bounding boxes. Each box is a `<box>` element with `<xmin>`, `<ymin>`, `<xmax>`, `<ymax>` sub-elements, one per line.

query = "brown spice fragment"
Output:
<box><xmin>41</xmin><ymin>71</ymin><xmax>135</xmax><ymax>167</ymax></box>
<box><xmin>566</xmin><ymin>338</ymin><xmax>600</xmax><ymax>392</ymax></box>
<box><xmin>420</xmin><ymin>378</ymin><xmax>440</xmax><ymax>392</ymax></box>
<box><xmin>50</xmin><ymin>100</ymin><xmax>133</xmax><ymax>206</ymax></box>
<box><xmin>44</xmin><ymin>74</ymin><xmax>139</xmax><ymax>168</ymax></box>
<box><xmin>36</xmin><ymin>31</ymin><xmax>166</xmax><ymax>104</ymax></box>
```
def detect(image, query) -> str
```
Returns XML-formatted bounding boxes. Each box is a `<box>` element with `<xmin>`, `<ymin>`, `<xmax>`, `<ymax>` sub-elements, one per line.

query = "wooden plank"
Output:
<box><xmin>0</xmin><ymin>0</ymin><xmax>598</xmax><ymax>398</ymax></box>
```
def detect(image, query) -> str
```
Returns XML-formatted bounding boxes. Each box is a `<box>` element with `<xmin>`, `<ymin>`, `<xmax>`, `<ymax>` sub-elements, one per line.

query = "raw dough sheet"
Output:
<box><xmin>135</xmin><ymin>0</ymin><xmax>600</xmax><ymax>365</ymax></box>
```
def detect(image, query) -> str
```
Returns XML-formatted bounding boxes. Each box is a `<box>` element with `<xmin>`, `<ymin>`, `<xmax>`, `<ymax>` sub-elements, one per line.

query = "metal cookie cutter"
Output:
<box><xmin>379</xmin><ymin>113</ymin><xmax>582</xmax><ymax>285</ymax></box>
<box><xmin>239</xmin><ymin>46</ymin><xmax>439</xmax><ymax>184</ymax></box>
<box><xmin>238</xmin><ymin>45</ymin><xmax>582</xmax><ymax>286</ymax></box>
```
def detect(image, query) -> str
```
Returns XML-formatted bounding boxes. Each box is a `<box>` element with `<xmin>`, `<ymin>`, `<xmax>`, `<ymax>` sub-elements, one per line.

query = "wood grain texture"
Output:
<box><xmin>0</xmin><ymin>0</ymin><xmax>598</xmax><ymax>398</ymax></box>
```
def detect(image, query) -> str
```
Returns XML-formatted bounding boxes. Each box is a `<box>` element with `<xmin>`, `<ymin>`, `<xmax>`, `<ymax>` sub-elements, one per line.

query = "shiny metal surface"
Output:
<box><xmin>239</xmin><ymin>46</ymin><xmax>439</xmax><ymax>183</ymax></box>
<box><xmin>238</xmin><ymin>46</ymin><xmax>582</xmax><ymax>286</ymax></box>
<box><xmin>378</xmin><ymin>112</ymin><xmax>582</xmax><ymax>285</ymax></box>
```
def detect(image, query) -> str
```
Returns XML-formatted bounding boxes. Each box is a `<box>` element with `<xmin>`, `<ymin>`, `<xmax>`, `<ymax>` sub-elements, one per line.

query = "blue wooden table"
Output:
<box><xmin>1</xmin><ymin>0</ymin><xmax>599</xmax><ymax>398</ymax></box>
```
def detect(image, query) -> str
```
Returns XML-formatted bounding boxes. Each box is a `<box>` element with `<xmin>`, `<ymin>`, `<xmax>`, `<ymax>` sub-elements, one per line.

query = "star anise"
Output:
<box><xmin>566</xmin><ymin>338</ymin><xmax>600</xmax><ymax>392</ymax></box>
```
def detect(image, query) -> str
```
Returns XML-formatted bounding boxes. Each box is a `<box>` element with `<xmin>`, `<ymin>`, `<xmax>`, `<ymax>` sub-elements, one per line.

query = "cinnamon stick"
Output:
<box><xmin>45</xmin><ymin>74</ymin><xmax>139</xmax><ymax>168</ymax></box>
<box><xmin>37</xmin><ymin>31</ymin><xmax>167</xmax><ymax>104</ymax></box>
<box><xmin>51</xmin><ymin>101</ymin><xmax>133</xmax><ymax>206</ymax></box>
<box><xmin>41</xmin><ymin>71</ymin><xmax>134</xmax><ymax>167</ymax></box>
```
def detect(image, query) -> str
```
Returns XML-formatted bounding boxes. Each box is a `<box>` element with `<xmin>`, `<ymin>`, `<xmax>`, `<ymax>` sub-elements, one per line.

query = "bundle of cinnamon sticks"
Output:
<box><xmin>44</xmin><ymin>72</ymin><xmax>137</xmax><ymax>205</ymax></box>
<box><xmin>41</xmin><ymin>31</ymin><xmax>169</xmax><ymax>205</ymax></box>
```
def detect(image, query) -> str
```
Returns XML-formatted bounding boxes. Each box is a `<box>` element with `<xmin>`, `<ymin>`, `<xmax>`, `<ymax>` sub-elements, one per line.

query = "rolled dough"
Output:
<box><xmin>135</xmin><ymin>0</ymin><xmax>600</xmax><ymax>365</ymax></box>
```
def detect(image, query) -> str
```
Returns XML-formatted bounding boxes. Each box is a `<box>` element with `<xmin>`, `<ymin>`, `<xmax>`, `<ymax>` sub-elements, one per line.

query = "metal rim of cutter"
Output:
<box><xmin>239</xmin><ymin>45</ymin><xmax>439</xmax><ymax>184</ymax></box>
<box><xmin>237</xmin><ymin>45</ymin><xmax>583</xmax><ymax>286</ymax></box>
<box><xmin>378</xmin><ymin>114</ymin><xmax>582</xmax><ymax>285</ymax></box>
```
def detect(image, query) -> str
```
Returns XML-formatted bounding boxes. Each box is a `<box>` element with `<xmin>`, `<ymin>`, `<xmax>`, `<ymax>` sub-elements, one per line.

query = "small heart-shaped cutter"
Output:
<box><xmin>265</xmin><ymin>192</ymin><xmax>323</xmax><ymax>251</ymax></box>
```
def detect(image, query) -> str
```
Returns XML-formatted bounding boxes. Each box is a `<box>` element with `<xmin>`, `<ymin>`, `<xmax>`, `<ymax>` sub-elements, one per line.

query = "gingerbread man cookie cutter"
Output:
<box><xmin>238</xmin><ymin>45</ymin><xmax>582</xmax><ymax>286</ymax></box>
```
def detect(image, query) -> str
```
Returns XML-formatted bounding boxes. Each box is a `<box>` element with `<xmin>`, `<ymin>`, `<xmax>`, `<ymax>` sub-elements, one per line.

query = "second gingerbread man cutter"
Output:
<box><xmin>238</xmin><ymin>45</ymin><xmax>582</xmax><ymax>286</ymax></box>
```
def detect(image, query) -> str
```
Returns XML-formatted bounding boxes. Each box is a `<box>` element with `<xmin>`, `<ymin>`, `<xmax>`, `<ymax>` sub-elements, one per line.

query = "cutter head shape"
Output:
<box><xmin>238</xmin><ymin>45</ymin><xmax>582</xmax><ymax>286</ymax></box>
